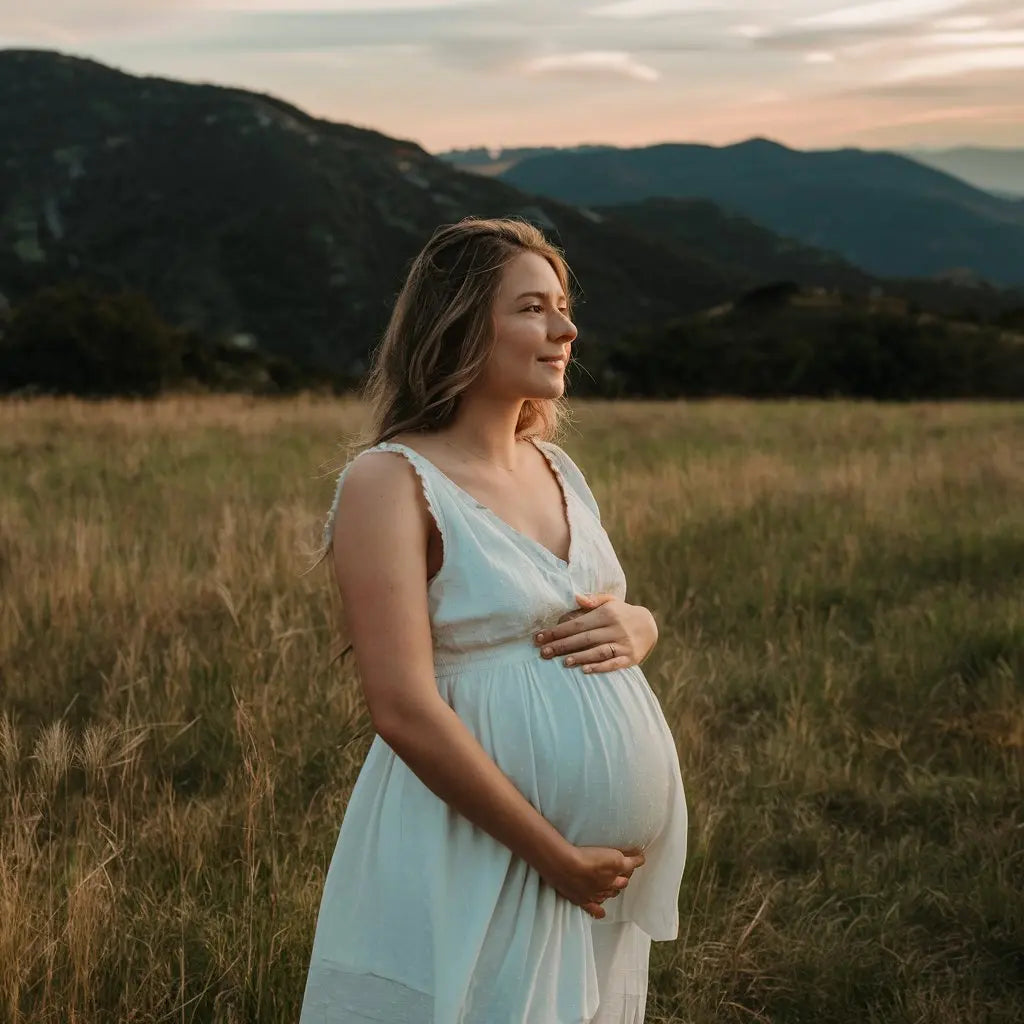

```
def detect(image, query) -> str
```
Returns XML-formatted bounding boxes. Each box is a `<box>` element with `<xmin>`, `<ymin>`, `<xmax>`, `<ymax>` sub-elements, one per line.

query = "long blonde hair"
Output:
<box><xmin>312</xmin><ymin>216</ymin><xmax>578</xmax><ymax>575</ymax></box>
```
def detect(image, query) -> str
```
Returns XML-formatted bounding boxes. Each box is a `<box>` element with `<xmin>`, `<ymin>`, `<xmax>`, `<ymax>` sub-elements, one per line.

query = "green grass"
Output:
<box><xmin>1</xmin><ymin>395</ymin><xmax>1021</xmax><ymax>1023</ymax></box>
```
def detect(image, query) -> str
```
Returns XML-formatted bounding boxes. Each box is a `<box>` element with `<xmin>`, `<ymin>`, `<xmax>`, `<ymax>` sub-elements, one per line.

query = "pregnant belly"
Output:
<box><xmin>438</xmin><ymin>658</ymin><xmax>675</xmax><ymax>851</ymax></box>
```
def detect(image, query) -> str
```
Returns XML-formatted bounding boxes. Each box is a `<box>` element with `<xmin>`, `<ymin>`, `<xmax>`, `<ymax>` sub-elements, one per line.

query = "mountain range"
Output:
<box><xmin>442</xmin><ymin>143</ymin><xmax>1024</xmax><ymax>199</ymax></box>
<box><xmin>1</xmin><ymin>49</ymin><xmax>1022</xmax><ymax>385</ymax></box>
<box><xmin>471</xmin><ymin>140</ymin><xmax>1024</xmax><ymax>288</ymax></box>
<box><xmin>0</xmin><ymin>50</ymin><xmax>703</xmax><ymax>376</ymax></box>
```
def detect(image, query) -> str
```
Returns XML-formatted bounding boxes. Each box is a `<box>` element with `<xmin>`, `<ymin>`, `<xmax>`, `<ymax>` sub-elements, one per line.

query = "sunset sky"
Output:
<box><xmin>5</xmin><ymin>0</ymin><xmax>1023</xmax><ymax>153</ymax></box>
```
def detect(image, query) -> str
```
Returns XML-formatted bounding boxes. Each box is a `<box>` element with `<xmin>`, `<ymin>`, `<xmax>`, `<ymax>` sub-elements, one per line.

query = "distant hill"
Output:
<box><xmin>0</xmin><ymin>50</ymin><xmax>750</xmax><ymax>378</ymax></box>
<box><xmin>2</xmin><ymin>51</ymin><xmax>1022</xmax><ymax>397</ymax></box>
<box><xmin>898</xmin><ymin>146</ymin><xmax>1024</xmax><ymax>199</ymax></box>
<box><xmin>597</xmin><ymin>197</ymin><xmax>871</xmax><ymax>290</ymax></box>
<box><xmin>439</xmin><ymin>144</ymin><xmax>616</xmax><ymax>177</ymax></box>
<box><xmin>441</xmin><ymin>143</ymin><xmax>1024</xmax><ymax>200</ymax></box>
<box><xmin>496</xmin><ymin>138</ymin><xmax>1024</xmax><ymax>287</ymax></box>
<box><xmin>591</xmin><ymin>197</ymin><xmax>1019</xmax><ymax>320</ymax></box>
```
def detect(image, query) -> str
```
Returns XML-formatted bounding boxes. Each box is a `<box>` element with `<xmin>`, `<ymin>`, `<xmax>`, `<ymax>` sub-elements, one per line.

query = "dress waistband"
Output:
<box><xmin>432</xmin><ymin>634</ymin><xmax>544</xmax><ymax>677</ymax></box>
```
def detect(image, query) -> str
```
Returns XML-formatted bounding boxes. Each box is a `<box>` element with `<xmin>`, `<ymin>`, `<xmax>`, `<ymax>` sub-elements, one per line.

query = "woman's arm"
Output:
<box><xmin>329</xmin><ymin>452</ymin><xmax>643</xmax><ymax>915</ymax></box>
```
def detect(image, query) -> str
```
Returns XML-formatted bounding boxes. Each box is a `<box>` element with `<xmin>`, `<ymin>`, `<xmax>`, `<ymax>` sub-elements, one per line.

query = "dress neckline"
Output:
<box><xmin>375</xmin><ymin>436</ymin><xmax>576</xmax><ymax>573</ymax></box>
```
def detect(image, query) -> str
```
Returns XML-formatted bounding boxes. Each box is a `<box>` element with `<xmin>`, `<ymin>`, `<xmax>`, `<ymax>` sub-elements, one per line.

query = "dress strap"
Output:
<box><xmin>531</xmin><ymin>439</ymin><xmax>603</xmax><ymax>524</ymax></box>
<box><xmin>321</xmin><ymin>441</ymin><xmax>450</xmax><ymax>557</ymax></box>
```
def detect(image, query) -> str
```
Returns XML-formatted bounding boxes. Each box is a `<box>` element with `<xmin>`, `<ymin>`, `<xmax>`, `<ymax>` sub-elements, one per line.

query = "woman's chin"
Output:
<box><xmin>526</xmin><ymin>376</ymin><xmax>565</xmax><ymax>399</ymax></box>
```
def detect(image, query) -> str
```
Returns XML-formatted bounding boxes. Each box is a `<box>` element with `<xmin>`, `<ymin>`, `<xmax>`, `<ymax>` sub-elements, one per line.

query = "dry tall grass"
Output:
<box><xmin>1</xmin><ymin>395</ymin><xmax>1021</xmax><ymax>1023</ymax></box>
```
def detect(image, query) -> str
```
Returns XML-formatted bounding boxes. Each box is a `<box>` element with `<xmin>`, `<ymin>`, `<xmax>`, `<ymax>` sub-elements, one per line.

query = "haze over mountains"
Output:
<box><xmin>2</xmin><ymin>48</ymin><xmax>1022</xmax><ymax>390</ymax></box>
<box><xmin>897</xmin><ymin>147</ymin><xmax>1024</xmax><ymax>200</ymax></box>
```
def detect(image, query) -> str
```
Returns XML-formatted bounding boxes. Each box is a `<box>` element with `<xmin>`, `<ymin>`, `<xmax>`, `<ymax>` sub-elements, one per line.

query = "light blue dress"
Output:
<box><xmin>300</xmin><ymin>437</ymin><xmax>688</xmax><ymax>1024</ymax></box>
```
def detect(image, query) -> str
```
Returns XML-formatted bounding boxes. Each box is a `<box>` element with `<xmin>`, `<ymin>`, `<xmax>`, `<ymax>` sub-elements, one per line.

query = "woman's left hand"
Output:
<box><xmin>534</xmin><ymin>593</ymin><xmax>659</xmax><ymax>674</ymax></box>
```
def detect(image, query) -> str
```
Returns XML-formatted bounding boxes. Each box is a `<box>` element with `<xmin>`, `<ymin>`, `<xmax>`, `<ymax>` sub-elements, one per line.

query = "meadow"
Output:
<box><xmin>1</xmin><ymin>394</ymin><xmax>1021</xmax><ymax>1023</ymax></box>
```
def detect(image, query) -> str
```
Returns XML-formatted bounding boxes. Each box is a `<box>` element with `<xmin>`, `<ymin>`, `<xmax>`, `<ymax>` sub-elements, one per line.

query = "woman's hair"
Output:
<box><xmin>361</xmin><ymin>215</ymin><xmax>576</xmax><ymax>448</ymax></box>
<box><xmin>309</xmin><ymin>216</ymin><xmax>578</xmax><ymax>579</ymax></box>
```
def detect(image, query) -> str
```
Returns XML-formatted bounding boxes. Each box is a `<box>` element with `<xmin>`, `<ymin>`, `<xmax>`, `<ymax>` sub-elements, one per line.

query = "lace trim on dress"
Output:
<box><xmin>533</xmin><ymin>440</ymin><xmax>603</xmax><ymax>524</ymax></box>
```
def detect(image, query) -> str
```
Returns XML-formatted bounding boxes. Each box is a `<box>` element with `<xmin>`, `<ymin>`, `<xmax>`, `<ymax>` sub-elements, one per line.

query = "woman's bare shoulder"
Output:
<box><xmin>324</xmin><ymin>445</ymin><xmax>434</xmax><ymax>551</ymax></box>
<box><xmin>336</xmin><ymin>445</ymin><xmax>428</xmax><ymax>509</ymax></box>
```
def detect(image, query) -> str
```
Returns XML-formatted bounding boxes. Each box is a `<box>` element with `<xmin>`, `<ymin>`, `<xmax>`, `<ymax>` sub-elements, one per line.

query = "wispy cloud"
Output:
<box><xmin>2</xmin><ymin>0</ymin><xmax>1023</xmax><ymax>149</ymax></box>
<box><xmin>856</xmin><ymin>64</ymin><xmax>1023</xmax><ymax>96</ymax></box>
<box><xmin>589</xmin><ymin>0</ymin><xmax>720</xmax><ymax>17</ymax></box>
<box><xmin>924</xmin><ymin>28</ymin><xmax>1024</xmax><ymax>45</ymax></box>
<box><xmin>744</xmin><ymin>0</ymin><xmax>1021</xmax><ymax>51</ymax></box>
<box><xmin>795</xmin><ymin>0</ymin><xmax>962</xmax><ymax>30</ymax></box>
<box><xmin>522</xmin><ymin>50</ymin><xmax>659</xmax><ymax>81</ymax></box>
<box><xmin>886</xmin><ymin>45</ymin><xmax>1024</xmax><ymax>79</ymax></box>
<box><xmin>211</xmin><ymin>0</ymin><xmax>490</xmax><ymax>8</ymax></box>
<box><xmin>128</xmin><ymin>6</ymin><xmax>487</xmax><ymax>54</ymax></box>
<box><xmin>933</xmin><ymin>15</ymin><xmax>991</xmax><ymax>30</ymax></box>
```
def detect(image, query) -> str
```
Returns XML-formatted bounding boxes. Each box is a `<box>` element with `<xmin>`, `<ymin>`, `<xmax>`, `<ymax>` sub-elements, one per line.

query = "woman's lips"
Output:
<box><xmin>538</xmin><ymin>358</ymin><xmax>566</xmax><ymax>371</ymax></box>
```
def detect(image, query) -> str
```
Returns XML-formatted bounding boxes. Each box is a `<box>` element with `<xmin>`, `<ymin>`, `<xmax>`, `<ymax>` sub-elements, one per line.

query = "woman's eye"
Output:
<box><xmin>522</xmin><ymin>304</ymin><xmax>569</xmax><ymax>316</ymax></box>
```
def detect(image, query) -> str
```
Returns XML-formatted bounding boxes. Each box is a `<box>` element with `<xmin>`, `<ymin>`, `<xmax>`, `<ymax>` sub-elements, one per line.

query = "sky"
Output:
<box><xmin>4</xmin><ymin>0</ymin><xmax>1024</xmax><ymax>152</ymax></box>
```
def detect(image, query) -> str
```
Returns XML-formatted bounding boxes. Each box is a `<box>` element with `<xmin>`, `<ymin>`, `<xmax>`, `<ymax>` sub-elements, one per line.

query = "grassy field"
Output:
<box><xmin>1</xmin><ymin>394</ymin><xmax>1022</xmax><ymax>1023</ymax></box>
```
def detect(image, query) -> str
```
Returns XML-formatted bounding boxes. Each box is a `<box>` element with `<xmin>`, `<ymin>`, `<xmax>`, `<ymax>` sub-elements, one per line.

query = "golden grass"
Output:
<box><xmin>1</xmin><ymin>395</ymin><xmax>1022</xmax><ymax>1023</ymax></box>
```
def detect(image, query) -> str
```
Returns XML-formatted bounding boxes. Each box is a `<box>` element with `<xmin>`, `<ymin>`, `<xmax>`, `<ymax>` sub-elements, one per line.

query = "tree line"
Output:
<box><xmin>592</xmin><ymin>288</ymin><xmax>1024</xmax><ymax>400</ymax></box>
<box><xmin>3</xmin><ymin>279</ymin><xmax>1023</xmax><ymax>400</ymax></box>
<box><xmin>0</xmin><ymin>281</ymin><xmax>336</xmax><ymax>397</ymax></box>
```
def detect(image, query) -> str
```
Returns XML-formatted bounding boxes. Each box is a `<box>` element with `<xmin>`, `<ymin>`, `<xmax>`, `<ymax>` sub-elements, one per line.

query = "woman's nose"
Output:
<box><xmin>553</xmin><ymin>314</ymin><xmax>577</xmax><ymax>342</ymax></box>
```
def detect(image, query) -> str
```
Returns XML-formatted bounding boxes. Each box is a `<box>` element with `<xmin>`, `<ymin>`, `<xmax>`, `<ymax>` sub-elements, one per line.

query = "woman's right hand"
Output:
<box><xmin>543</xmin><ymin>845</ymin><xmax>647</xmax><ymax>919</ymax></box>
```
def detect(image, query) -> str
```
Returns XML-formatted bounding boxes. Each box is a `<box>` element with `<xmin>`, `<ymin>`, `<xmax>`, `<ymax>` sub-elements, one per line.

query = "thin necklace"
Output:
<box><xmin>441</xmin><ymin>436</ymin><xmax>521</xmax><ymax>474</ymax></box>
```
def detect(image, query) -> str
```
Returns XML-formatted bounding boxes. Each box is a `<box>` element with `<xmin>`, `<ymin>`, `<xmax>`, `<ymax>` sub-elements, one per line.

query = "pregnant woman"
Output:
<box><xmin>300</xmin><ymin>217</ymin><xmax>688</xmax><ymax>1023</ymax></box>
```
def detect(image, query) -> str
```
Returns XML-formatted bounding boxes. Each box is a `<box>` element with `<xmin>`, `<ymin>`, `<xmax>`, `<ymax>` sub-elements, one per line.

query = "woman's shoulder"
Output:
<box><xmin>322</xmin><ymin>441</ymin><xmax>446</xmax><ymax>555</ymax></box>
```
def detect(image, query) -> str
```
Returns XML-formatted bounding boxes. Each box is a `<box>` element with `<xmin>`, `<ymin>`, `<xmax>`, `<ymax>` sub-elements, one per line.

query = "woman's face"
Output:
<box><xmin>476</xmin><ymin>251</ymin><xmax>577</xmax><ymax>401</ymax></box>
